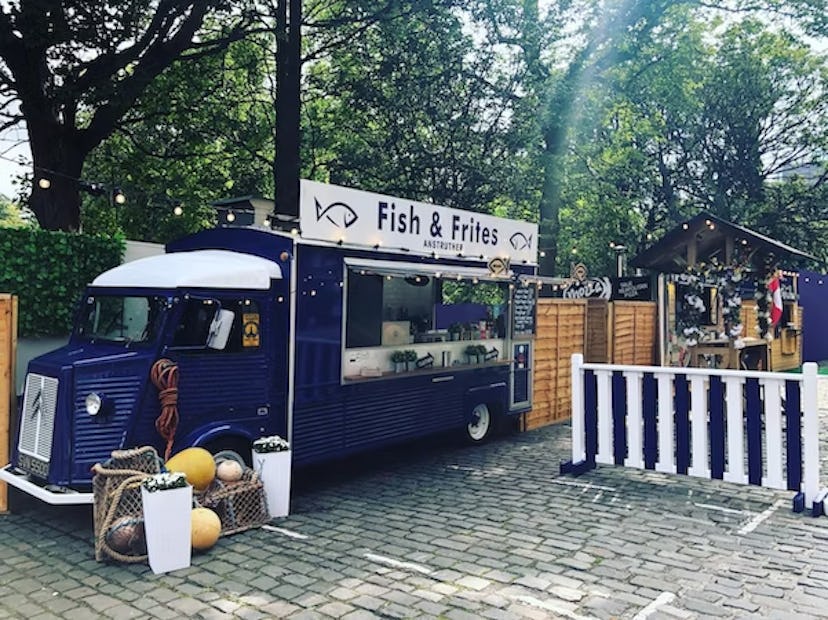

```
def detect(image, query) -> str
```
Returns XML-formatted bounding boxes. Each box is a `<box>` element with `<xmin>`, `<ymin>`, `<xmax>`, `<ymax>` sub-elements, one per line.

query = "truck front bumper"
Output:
<box><xmin>0</xmin><ymin>464</ymin><xmax>93</xmax><ymax>505</ymax></box>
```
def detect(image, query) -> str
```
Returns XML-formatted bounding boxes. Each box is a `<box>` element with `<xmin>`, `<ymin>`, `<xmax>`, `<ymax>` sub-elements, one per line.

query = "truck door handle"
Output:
<box><xmin>432</xmin><ymin>376</ymin><xmax>454</xmax><ymax>383</ymax></box>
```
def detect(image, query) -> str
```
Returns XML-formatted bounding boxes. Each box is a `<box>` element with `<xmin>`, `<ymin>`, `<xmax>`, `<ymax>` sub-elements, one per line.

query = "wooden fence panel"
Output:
<box><xmin>585</xmin><ymin>299</ymin><xmax>609</xmax><ymax>363</ymax></box>
<box><xmin>0</xmin><ymin>294</ymin><xmax>17</xmax><ymax>512</ymax></box>
<box><xmin>526</xmin><ymin>299</ymin><xmax>587</xmax><ymax>430</ymax></box>
<box><xmin>527</xmin><ymin>298</ymin><xmax>657</xmax><ymax>432</ymax></box>
<box><xmin>610</xmin><ymin>301</ymin><xmax>657</xmax><ymax>366</ymax></box>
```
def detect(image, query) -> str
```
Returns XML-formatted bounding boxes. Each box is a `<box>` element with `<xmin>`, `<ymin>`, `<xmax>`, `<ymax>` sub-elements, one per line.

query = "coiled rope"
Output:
<box><xmin>150</xmin><ymin>358</ymin><xmax>179</xmax><ymax>461</ymax></box>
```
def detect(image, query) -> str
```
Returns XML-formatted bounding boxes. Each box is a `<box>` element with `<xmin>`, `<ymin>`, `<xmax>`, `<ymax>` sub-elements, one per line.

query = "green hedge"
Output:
<box><xmin>0</xmin><ymin>228</ymin><xmax>124</xmax><ymax>337</ymax></box>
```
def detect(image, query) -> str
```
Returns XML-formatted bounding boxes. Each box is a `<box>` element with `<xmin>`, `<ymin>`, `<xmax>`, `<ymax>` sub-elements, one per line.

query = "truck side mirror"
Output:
<box><xmin>206</xmin><ymin>309</ymin><xmax>235</xmax><ymax>350</ymax></box>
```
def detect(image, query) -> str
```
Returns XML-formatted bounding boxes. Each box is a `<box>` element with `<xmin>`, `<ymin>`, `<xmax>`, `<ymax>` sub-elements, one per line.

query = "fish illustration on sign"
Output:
<box><xmin>509</xmin><ymin>232</ymin><xmax>533</xmax><ymax>251</ymax></box>
<box><xmin>315</xmin><ymin>198</ymin><xmax>358</xmax><ymax>228</ymax></box>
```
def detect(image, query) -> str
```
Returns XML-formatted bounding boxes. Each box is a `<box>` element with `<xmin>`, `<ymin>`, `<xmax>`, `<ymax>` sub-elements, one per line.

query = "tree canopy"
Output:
<box><xmin>0</xmin><ymin>1</ymin><xmax>252</xmax><ymax>230</ymax></box>
<box><xmin>4</xmin><ymin>0</ymin><xmax>827</xmax><ymax>273</ymax></box>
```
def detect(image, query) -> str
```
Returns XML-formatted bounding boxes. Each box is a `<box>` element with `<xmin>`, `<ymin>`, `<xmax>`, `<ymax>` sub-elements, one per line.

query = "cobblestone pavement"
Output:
<box><xmin>1</xmin><ymin>383</ymin><xmax>827</xmax><ymax>620</ymax></box>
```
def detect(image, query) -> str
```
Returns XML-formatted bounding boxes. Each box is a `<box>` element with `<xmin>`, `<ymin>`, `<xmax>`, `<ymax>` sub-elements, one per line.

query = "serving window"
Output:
<box><xmin>344</xmin><ymin>265</ymin><xmax>508</xmax><ymax>350</ymax></box>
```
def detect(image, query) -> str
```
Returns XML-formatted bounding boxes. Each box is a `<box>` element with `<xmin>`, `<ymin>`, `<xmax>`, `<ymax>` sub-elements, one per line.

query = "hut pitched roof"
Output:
<box><xmin>631</xmin><ymin>212</ymin><xmax>815</xmax><ymax>272</ymax></box>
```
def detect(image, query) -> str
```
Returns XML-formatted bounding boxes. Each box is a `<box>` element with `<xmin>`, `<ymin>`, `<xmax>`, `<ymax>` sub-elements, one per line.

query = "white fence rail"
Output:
<box><xmin>562</xmin><ymin>354</ymin><xmax>824</xmax><ymax>513</ymax></box>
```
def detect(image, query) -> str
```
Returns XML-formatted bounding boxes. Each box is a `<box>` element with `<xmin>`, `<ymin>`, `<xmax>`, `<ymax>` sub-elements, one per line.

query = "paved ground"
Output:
<box><xmin>1</xmin><ymin>385</ymin><xmax>828</xmax><ymax>619</ymax></box>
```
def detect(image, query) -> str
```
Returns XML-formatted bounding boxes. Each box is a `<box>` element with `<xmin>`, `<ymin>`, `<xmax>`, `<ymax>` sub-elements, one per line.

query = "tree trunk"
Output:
<box><xmin>537</xmin><ymin>128</ymin><xmax>563</xmax><ymax>276</ymax></box>
<box><xmin>28</xmin><ymin>134</ymin><xmax>86</xmax><ymax>232</ymax></box>
<box><xmin>274</xmin><ymin>0</ymin><xmax>302</xmax><ymax>220</ymax></box>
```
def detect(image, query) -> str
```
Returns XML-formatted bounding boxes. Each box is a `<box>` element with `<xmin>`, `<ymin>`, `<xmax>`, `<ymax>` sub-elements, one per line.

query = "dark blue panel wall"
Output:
<box><xmin>799</xmin><ymin>270</ymin><xmax>828</xmax><ymax>363</ymax></box>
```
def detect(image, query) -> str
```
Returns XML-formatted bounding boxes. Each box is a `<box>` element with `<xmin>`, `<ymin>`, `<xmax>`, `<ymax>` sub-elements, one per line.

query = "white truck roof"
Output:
<box><xmin>92</xmin><ymin>250</ymin><xmax>282</xmax><ymax>290</ymax></box>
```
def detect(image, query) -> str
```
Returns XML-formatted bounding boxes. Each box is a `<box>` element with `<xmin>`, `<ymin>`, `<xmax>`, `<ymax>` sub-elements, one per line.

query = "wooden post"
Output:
<box><xmin>0</xmin><ymin>294</ymin><xmax>17</xmax><ymax>513</ymax></box>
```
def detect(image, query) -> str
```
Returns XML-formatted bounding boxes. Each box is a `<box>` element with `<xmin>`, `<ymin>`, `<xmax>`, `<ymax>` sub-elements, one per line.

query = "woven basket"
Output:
<box><xmin>91</xmin><ymin>446</ymin><xmax>164</xmax><ymax>563</ymax></box>
<box><xmin>195</xmin><ymin>468</ymin><xmax>269</xmax><ymax>536</ymax></box>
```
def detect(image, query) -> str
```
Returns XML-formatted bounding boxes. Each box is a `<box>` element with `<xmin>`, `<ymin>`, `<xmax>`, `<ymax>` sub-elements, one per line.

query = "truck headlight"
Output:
<box><xmin>85</xmin><ymin>393</ymin><xmax>103</xmax><ymax>416</ymax></box>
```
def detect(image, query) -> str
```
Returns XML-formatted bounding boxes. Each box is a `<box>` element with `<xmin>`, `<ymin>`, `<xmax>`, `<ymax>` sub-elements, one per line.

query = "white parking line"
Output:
<box><xmin>737</xmin><ymin>499</ymin><xmax>785</xmax><ymax>535</ymax></box>
<box><xmin>632</xmin><ymin>591</ymin><xmax>676</xmax><ymax>619</ymax></box>
<box><xmin>363</xmin><ymin>552</ymin><xmax>433</xmax><ymax>575</ymax></box>
<box><xmin>262</xmin><ymin>524</ymin><xmax>309</xmax><ymax>539</ymax></box>
<box><xmin>693</xmin><ymin>502</ymin><xmax>750</xmax><ymax>515</ymax></box>
<box><xmin>550</xmin><ymin>479</ymin><xmax>617</xmax><ymax>492</ymax></box>
<box><xmin>512</xmin><ymin>594</ymin><xmax>597</xmax><ymax>620</ymax></box>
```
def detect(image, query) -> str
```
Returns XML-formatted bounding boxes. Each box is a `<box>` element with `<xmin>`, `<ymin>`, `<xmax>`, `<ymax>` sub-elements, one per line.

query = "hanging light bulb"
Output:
<box><xmin>38</xmin><ymin>178</ymin><xmax>51</xmax><ymax>189</ymax></box>
<box><xmin>173</xmin><ymin>205</ymin><xmax>183</xmax><ymax>216</ymax></box>
<box><xmin>112</xmin><ymin>187</ymin><xmax>126</xmax><ymax>205</ymax></box>
<box><xmin>226</xmin><ymin>210</ymin><xmax>236</xmax><ymax>223</ymax></box>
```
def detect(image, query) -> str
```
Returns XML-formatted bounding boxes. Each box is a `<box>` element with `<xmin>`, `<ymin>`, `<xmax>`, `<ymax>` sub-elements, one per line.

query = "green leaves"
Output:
<box><xmin>0</xmin><ymin>229</ymin><xmax>123</xmax><ymax>337</ymax></box>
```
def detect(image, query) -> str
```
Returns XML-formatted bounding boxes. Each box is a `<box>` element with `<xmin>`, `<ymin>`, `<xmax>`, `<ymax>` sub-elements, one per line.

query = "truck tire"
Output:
<box><xmin>204</xmin><ymin>437</ymin><xmax>252</xmax><ymax>467</ymax></box>
<box><xmin>465</xmin><ymin>403</ymin><xmax>496</xmax><ymax>443</ymax></box>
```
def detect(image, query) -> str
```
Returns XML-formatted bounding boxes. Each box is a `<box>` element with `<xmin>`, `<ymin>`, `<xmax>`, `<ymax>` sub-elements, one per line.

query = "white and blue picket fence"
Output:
<box><xmin>561</xmin><ymin>354</ymin><xmax>825</xmax><ymax>514</ymax></box>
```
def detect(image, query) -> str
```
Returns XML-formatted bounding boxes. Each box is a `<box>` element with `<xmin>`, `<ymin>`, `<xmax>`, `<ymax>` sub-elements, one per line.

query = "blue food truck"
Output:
<box><xmin>0</xmin><ymin>181</ymin><xmax>539</xmax><ymax>504</ymax></box>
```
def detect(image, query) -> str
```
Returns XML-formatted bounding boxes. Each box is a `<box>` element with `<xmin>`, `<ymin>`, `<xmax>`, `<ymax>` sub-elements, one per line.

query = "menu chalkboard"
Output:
<box><xmin>512</xmin><ymin>286</ymin><xmax>536</xmax><ymax>336</ymax></box>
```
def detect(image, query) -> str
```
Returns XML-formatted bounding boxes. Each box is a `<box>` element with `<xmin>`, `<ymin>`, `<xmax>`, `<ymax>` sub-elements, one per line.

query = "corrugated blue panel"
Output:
<box><xmin>785</xmin><ymin>380</ymin><xmax>802</xmax><ymax>491</ymax></box>
<box><xmin>745</xmin><ymin>378</ymin><xmax>762</xmax><ymax>486</ymax></box>
<box><xmin>176</xmin><ymin>354</ymin><xmax>270</xmax><ymax>417</ymax></box>
<box><xmin>292</xmin><ymin>400</ymin><xmax>345</xmax><ymax>465</ymax></box>
<box><xmin>73</xmin><ymin>374</ymin><xmax>142</xmax><ymax>457</ymax></box>
<box><xmin>611</xmin><ymin>372</ymin><xmax>626</xmax><ymax>465</ymax></box>
<box><xmin>674</xmin><ymin>374</ymin><xmax>690</xmax><ymax>475</ymax></box>
<box><xmin>709</xmin><ymin>376</ymin><xmax>725</xmax><ymax>479</ymax></box>
<box><xmin>345</xmin><ymin>377</ymin><xmax>462</xmax><ymax>450</ymax></box>
<box><xmin>584</xmin><ymin>370</ymin><xmax>597</xmax><ymax>466</ymax></box>
<box><xmin>642</xmin><ymin>373</ymin><xmax>657</xmax><ymax>470</ymax></box>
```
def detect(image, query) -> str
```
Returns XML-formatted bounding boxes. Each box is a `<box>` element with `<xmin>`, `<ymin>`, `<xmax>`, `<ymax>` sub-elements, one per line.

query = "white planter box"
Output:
<box><xmin>141</xmin><ymin>484</ymin><xmax>193</xmax><ymax>574</ymax></box>
<box><xmin>253</xmin><ymin>449</ymin><xmax>291</xmax><ymax>518</ymax></box>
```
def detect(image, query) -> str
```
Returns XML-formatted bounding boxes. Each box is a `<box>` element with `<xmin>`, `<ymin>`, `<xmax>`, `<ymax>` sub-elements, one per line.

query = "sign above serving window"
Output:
<box><xmin>300</xmin><ymin>180</ymin><xmax>538</xmax><ymax>265</ymax></box>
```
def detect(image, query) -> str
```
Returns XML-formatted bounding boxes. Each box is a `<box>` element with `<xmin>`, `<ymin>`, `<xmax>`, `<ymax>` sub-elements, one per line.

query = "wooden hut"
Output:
<box><xmin>631</xmin><ymin>212</ymin><xmax>815</xmax><ymax>371</ymax></box>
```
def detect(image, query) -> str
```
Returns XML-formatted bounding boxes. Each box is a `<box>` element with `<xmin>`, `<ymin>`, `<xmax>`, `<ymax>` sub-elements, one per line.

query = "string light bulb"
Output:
<box><xmin>112</xmin><ymin>188</ymin><xmax>126</xmax><ymax>205</ymax></box>
<box><xmin>173</xmin><ymin>205</ymin><xmax>183</xmax><ymax>216</ymax></box>
<box><xmin>37</xmin><ymin>178</ymin><xmax>51</xmax><ymax>189</ymax></box>
<box><xmin>226</xmin><ymin>210</ymin><xmax>236</xmax><ymax>223</ymax></box>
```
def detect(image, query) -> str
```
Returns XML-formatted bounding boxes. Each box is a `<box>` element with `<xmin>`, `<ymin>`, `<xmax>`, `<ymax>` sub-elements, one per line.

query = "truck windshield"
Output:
<box><xmin>76</xmin><ymin>295</ymin><xmax>167</xmax><ymax>344</ymax></box>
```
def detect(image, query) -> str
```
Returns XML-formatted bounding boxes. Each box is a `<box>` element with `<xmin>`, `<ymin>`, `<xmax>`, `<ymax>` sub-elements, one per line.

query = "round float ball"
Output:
<box><xmin>166</xmin><ymin>447</ymin><xmax>216</xmax><ymax>491</ymax></box>
<box><xmin>191</xmin><ymin>507</ymin><xmax>222</xmax><ymax>551</ymax></box>
<box><xmin>106</xmin><ymin>516</ymin><xmax>146</xmax><ymax>555</ymax></box>
<box><xmin>216</xmin><ymin>459</ymin><xmax>244</xmax><ymax>482</ymax></box>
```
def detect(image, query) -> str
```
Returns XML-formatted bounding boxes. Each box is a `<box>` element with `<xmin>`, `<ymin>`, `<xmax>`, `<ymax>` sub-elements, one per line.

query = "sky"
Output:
<box><xmin>0</xmin><ymin>124</ymin><xmax>29</xmax><ymax>199</ymax></box>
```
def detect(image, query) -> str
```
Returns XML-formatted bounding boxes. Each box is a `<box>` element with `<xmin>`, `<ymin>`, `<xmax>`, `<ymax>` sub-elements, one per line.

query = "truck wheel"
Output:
<box><xmin>466</xmin><ymin>403</ymin><xmax>495</xmax><ymax>443</ymax></box>
<box><xmin>204</xmin><ymin>437</ymin><xmax>252</xmax><ymax>467</ymax></box>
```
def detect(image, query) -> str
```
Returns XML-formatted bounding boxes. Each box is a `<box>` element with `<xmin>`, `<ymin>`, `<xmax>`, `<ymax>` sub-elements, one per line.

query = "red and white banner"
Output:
<box><xmin>769</xmin><ymin>276</ymin><xmax>783</xmax><ymax>326</ymax></box>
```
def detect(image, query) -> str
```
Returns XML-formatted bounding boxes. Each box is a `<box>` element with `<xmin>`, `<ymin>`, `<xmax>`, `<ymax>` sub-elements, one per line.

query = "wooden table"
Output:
<box><xmin>690</xmin><ymin>339</ymin><xmax>768</xmax><ymax>370</ymax></box>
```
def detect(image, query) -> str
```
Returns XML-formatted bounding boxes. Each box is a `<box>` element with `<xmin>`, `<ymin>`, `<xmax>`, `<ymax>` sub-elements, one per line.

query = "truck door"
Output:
<box><xmin>166</xmin><ymin>296</ymin><xmax>277</xmax><ymax>444</ymax></box>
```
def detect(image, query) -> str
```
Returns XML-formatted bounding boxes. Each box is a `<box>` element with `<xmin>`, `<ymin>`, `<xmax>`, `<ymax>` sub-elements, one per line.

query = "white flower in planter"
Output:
<box><xmin>253</xmin><ymin>435</ymin><xmax>291</xmax><ymax>454</ymax></box>
<box><xmin>142</xmin><ymin>472</ymin><xmax>188</xmax><ymax>493</ymax></box>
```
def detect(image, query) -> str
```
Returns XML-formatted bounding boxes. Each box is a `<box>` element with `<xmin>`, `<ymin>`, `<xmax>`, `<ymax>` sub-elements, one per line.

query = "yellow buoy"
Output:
<box><xmin>166</xmin><ymin>447</ymin><xmax>216</xmax><ymax>491</ymax></box>
<box><xmin>191</xmin><ymin>507</ymin><xmax>222</xmax><ymax>551</ymax></box>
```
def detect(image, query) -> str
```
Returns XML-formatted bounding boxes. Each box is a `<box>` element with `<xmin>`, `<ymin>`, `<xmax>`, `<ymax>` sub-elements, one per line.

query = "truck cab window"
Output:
<box><xmin>173</xmin><ymin>298</ymin><xmax>259</xmax><ymax>352</ymax></box>
<box><xmin>77</xmin><ymin>295</ymin><xmax>166</xmax><ymax>344</ymax></box>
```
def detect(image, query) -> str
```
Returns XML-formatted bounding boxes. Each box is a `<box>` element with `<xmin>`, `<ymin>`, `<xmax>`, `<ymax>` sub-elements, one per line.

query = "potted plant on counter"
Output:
<box><xmin>404</xmin><ymin>349</ymin><xmax>418</xmax><ymax>371</ymax></box>
<box><xmin>448</xmin><ymin>323</ymin><xmax>462</xmax><ymax>341</ymax></box>
<box><xmin>465</xmin><ymin>344</ymin><xmax>480</xmax><ymax>364</ymax></box>
<box><xmin>391</xmin><ymin>350</ymin><xmax>406</xmax><ymax>373</ymax></box>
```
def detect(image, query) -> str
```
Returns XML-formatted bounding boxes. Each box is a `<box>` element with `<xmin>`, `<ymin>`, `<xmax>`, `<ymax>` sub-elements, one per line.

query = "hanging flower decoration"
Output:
<box><xmin>675</xmin><ymin>256</ymin><xmax>748</xmax><ymax>350</ymax></box>
<box><xmin>675</xmin><ymin>269</ymin><xmax>706</xmax><ymax>347</ymax></box>
<box><xmin>714</xmin><ymin>259</ymin><xmax>746</xmax><ymax>350</ymax></box>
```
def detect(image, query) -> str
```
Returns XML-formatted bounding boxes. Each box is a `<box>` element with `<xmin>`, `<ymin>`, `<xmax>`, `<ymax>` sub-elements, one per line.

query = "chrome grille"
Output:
<box><xmin>18</xmin><ymin>373</ymin><xmax>59</xmax><ymax>462</ymax></box>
